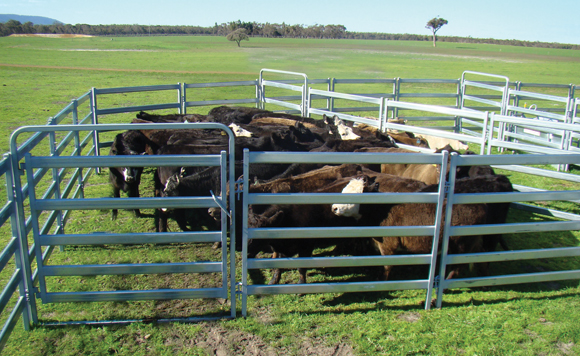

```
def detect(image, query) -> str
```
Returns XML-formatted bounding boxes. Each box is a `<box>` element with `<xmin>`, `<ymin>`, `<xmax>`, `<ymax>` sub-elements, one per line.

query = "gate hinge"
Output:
<box><xmin>444</xmin><ymin>182</ymin><xmax>451</xmax><ymax>195</ymax></box>
<box><xmin>18</xmin><ymin>162</ymin><xmax>26</xmax><ymax>175</ymax></box>
<box><xmin>235</xmin><ymin>178</ymin><xmax>244</xmax><ymax>200</ymax></box>
<box><xmin>27</xmin><ymin>287</ymin><xmax>40</xmax><ymax>301</ymax></box>
<box><xmin>235</xmin><ymin>282</ymin><xmax>243</xmax><ymax>302</ymax></box>
<box><xmin>433</xmin><ymin>275</ymin><xmax>440</xmax><ymax>290</ymax></box>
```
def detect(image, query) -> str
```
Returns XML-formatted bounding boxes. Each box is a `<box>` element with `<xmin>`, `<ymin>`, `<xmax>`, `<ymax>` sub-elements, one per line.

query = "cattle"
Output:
<box><xmin>332</xmin><ymin>174</ymin><xmax>513</xmax><ymax>280</ymax></box>
<box><xmin>136</xmin><ymin>111</ymin><xmax>209</xmax><ymax>123</ymax></box>
<box><xmin>251</xmin><ymin>164</ymin><xmax>364</xmax><ymax>194</ymax></box>
<box><xmin>354</xmin><ymin>145</ymin><xmax>492</xmax><ymax>185</ymax></box>
<box><xmin>246</xmin><ymin>176</ymin><xmax>378</xmax><ymax>285</ymax></box>
<box><xmin>345</xmin><ymin>118</ymin><xmax>429</xmax><ymax>148</ymax></box>
<box><xmin>415</xmin><ymin>133</ymin><xmax>469</xmax><ymax>151</ymax></box>
<box><xmin>330</xmin><ymin>171</ymin><xmax>428</xmax><ymax>220</ymax></box>
<box><xmin>246</xmin><ymin>171</ymin><xmax>428</xmax><ymax>284</ymax></box>
<box><xmin>328</xmin><ymin>116</ymin><xmax>361</xmax><ymax>140</ymax></box>
<box><xmin>158</xmin><ymin>166</ymin><xmax>222</xmax><ymax>232</ymax></box>
<box><xmin>207</xmin><ymin>106</ymin><xmax>280</xmax><ymax>125</ymax></box>
<box><xmin>108</xmin><ymin>130</ymin><xmax>154</xmax><ymax>220</ymax></box>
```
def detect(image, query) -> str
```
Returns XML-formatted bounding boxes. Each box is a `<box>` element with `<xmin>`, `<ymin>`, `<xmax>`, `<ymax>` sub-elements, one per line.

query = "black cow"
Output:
<box><xmin>108</xmin><ymin>130</ymin><xmax>153</xmax><ymax>220</ymax></box>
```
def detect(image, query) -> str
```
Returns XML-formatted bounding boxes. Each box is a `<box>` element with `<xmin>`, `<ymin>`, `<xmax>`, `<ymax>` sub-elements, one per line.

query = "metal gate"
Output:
<box><xmin>240</xmin><ymin>149</ymin><xmax>450</xmax><ymax>316</ymax></box>
<box><xmin>9</xmin><ymin>122</ymin><xmax>238</xmax><ymax>325</ymax></box>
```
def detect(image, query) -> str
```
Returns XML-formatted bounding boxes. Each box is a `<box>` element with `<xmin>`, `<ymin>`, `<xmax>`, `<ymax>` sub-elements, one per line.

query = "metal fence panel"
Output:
<box><xmin>240</xmin><ymin>149</ymin><xmax>449</xmax><ymax>316</ymax></box>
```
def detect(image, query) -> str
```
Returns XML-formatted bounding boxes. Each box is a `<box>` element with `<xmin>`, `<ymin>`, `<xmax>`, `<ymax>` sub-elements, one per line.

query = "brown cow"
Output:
<box><xmin>342</xmin><ymin>174</ymin><xmax>513</xmax><ymax>280</ymax></box>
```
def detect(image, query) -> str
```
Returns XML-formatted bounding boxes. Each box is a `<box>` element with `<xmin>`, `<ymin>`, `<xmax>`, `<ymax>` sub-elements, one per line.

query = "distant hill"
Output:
<box><xmin>0</xmin><ymin>14</ymin><xmax>62</xmax><ymax>25</ymax></box>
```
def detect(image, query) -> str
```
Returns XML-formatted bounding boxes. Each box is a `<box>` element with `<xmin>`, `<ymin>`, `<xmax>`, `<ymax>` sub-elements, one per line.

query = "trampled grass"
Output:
<box><xmin>1</xmin><ymin>35</ymin><xmax>579</xmax><ymax>355</ymax></box>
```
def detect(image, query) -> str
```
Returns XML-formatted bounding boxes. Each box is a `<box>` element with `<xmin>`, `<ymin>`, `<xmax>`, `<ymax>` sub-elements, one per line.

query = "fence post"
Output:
<box><xmin>426</xmin><ymin>150</ymin><xmax>449</xmax><ymax>309</ymax></box>
<box><xmin>394</xmin><ymin>78</ymin><xmax>401</xmax><ymax>119</ymax></box>
<box><xmin>329</xmin><ymin>78</ymin><xmax>335</xmax><ymax>113</ymax></box>
<box><xmin>455</xmin><ymin>78</ymin><xmax>462</xmax><ymax>133</ymax></box>
<box><xmin>90</xmin><ymin>88</ymin><xmax>101</xmax><ymax>174</ymax></box>
<box><xmin>7</xmin><ymin>150</ymin><xmax>39</xmax><ymax>327</ymax></box>
<box><xmin>435</xmin><ymin>152</ymin><xmax>459</xmax><ymax>308</ymax></box>
<box><xmin>255</xmin><ymin>80</ymin><xmax>260</xmax><ymax>109</ymax></box>
<box><xmin>71</xmin><ymin>99</ymin><xmax>85</xmax><ymax>200</ymax></box>
<box><xmin>178</xmin><ymin>82</ymin><xmax>183</xmax><ymax>115</ymax></box>
<box><xmin>2</xmin><ymin>153</ymin><xmax>34</xmax><ymax>333</ymax></box>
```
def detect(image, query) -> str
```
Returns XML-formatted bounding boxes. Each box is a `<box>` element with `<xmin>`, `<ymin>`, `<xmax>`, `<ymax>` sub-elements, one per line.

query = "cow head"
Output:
<box><xmin>229</xmin><ymin>123</ymin><xmax>253</xmax><ymax>138</ymax></box>
<box><xmin>333</xmin><ymin>115</ymin><xmax>360</xmax><ymax>140</ymax></box>
<box><xmin>331</xmin><ymin>175</ymin><xmax>378</xmax><ymax>219</ymax></box>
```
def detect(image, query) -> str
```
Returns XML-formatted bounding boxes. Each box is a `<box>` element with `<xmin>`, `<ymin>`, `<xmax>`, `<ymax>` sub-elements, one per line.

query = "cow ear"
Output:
<box><xmin>355</xmin><ymin>165</ymin><xmax>363</xmax><ymax>175</ymax></box>
<box><xmin>180</xmin><ymin>167</ymin><xmax>187</xmax><ymax>177</ymax></box>
<box><xmin>323</xmin><ymin>115</ymin><xmax>331</xmax><ymax>125</ymax></box>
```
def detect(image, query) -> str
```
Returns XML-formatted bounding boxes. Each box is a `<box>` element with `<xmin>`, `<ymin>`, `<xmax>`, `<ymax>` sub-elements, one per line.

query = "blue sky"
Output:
<box><xmin>2</xmin><ymin>0</ymin><xmax>579</xmax><ymax>44</ymax></box>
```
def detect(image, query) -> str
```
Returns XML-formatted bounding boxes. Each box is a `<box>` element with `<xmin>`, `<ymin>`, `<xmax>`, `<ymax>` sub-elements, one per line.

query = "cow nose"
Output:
<box><xmin>332</xmin><ymin>206</ymin><xmax>338</xmax><ymax>214</ymax></box>
<box><xmin>125</xmin><ymin>176</ymin><xmax>135</xmax><ymax>183</ymax></box>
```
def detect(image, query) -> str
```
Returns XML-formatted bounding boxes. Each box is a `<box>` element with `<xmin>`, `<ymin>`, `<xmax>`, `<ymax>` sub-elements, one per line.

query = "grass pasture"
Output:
<box><xmin>1</xmin><ymin>35</ymin><xmax>580</xmax><ymax>355</ymax></box>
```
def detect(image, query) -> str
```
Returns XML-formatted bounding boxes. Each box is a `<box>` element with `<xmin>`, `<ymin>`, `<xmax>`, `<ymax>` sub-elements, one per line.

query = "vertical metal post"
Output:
<box><xmin>378</xmin><ymin>97</ymin><xmax>385</xmax><ymax>132</ymax></box>
<box><xmin>481</xmin><ymin>112</ymin><xmax>490</xmax><ymax>155</ymax></box>
<box><xmin>393</xmin><ymin>78</ymin><xmax>401</xmax><ymax>119</ymax></box>
<box><xmin>241</xmin><ymin>149</ymin><xmax>250</xmax><ymax>317</ymax></box>
<box><xmin>90</xmin><ymin>88</ymin><xmax>101</xmax><ymax>174</ymax></box>
<box><xmin>255</xmin><ymin>80</ymin><xmax>260</xmax><ymax>109</ymax></box>
<box><xmin>71</xmin><ymin>100</ymin><xmax>85</xmax><ymax>200</ymax></box>
<box><xmin>302</xmin><ymin>84</ymin><xmax>308</xmax><ymax>117</ymax></box>
<box><xmin>325</xmin><ymin>78</ymin><xmax>331</xmax><ymax>111</ymax></box>
<box><xmin>4</xmin><ymin>153</ymin><xmax>36</xmax><ymax>329</ymax></box>
<box><xmin>228</xmin><ymin>129</ymin><xmax>237</xmax><ymax>318</ymax></box>
<box><xmin>381</xmin><ymin>99</ymin><xmax>389</xmax><ymax>133</ymax></box>
<box><xmin>329</xmin><ymin>78</ymin><xmax>335</xmax><ymax>113</ymax></box>
<box><xmin>425</xmin><ymin>150</ymin><xmax>449</xmax><ymax>309</ymax></box>
<box><xmin>455</xmin><ymin>78</ymin><xmax>462</xmax><ymax>133</ymax></box>
<box><xmin>23</xmin><ymin>154</ymin><xmax>48</xmax><ymax>302</ymax></box>
<box><xmin>178</xmin><ymin>82</ymin><xmax>183</xmax><ymax>115</ymax></box>
<box><xmin>47</xmin><ymin>120</ymin><xmax>64</xmax><ymax>241</ymax></box>
<box><xmin>436</xmin><ymin>152</ymin><xmax>459</xmax><ymax>308</ymax></box>
<box><xmin>219</xmin><ymin>151</ymin><xmax>228</xmax><ymax>302</ymax></box>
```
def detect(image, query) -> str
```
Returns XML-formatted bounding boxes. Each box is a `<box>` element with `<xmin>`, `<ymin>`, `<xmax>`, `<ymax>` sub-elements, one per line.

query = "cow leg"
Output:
<box><xmin>157</xmin><ymin>208</ymin><xmax>168</xmax><ymax>233</ymax></box>
<box><xmin>127</xmin><ymin>183</ymin><xmax>141</xmax><ymax>218</ymax></box>
<box><xmin>298</xmin><ymin>268</ymin><xmax>307</xmax><ymax>284</ymax></box>
<box><xmin>372</xmin><ymin>237</ymin><xmax>398</xmax><ymax>280</ymax></box>
<box><xmin>268</xmin><ymin>251</ymin><xmax>282</xmax><ymax>285</ymax></box>
<box><xmin>112</xmin><ymin>187</ymin><xmax>121</xmax><ymax>220</ymax></box>
<box><xmin>174</xmin><ymin>209</ymin><xmax>191</xmax><ymax>232</ymax></box>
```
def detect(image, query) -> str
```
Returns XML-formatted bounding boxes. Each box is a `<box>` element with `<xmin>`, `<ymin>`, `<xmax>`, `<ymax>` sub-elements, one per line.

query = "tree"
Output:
<box><xmin>425</xmin><ymin>17</ymin><xmax>448</xmax><ymax>47</ymax></box>
<box><xmin>226</xmin><ymin>28</ymin><xmax>249</xmax><ymax>47</ymax></box>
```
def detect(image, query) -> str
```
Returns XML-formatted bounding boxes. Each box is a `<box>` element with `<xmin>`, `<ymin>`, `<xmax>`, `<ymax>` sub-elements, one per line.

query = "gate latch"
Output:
<box><xmin>210</xmin><ymin>190</ymin><xmax>231</xmax><ymax>219</ymax></box>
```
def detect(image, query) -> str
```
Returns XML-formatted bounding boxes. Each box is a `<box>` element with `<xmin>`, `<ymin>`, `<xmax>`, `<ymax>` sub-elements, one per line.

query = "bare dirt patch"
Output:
<box><xmin>189</xmin><ymin>322</ymin><xmax>355</xmax><ymax>356</ymax></box>
<box><xmin>397</xmin><ymin>312</ymin><xmax>421</xmax><ymax>322</ymax></box>
<box><xmin>555</xmin><ymin>341</ymin><xmax>575</xmax><ymax>355</ymax></box>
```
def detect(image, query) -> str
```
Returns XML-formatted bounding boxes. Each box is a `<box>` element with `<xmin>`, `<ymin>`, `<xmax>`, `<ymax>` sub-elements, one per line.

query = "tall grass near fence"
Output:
<box><xmin>0</xmin><ymin>35</ymin><xmax>579</xmax><ymax>355</ymax></box>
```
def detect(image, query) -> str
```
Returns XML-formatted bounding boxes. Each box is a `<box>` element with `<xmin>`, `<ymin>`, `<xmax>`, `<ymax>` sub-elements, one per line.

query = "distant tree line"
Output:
<box><xmin>1</xmin><ymin>19</ymin><xmax>578</xmax><ymax>50</ymax></box>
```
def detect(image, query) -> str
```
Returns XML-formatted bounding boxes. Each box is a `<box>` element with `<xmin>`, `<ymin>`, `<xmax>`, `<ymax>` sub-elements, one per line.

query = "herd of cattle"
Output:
<box><xmin>108</xmin><ymin>106</ymin><xmax>513</xmax><ymax>285</ymax></box>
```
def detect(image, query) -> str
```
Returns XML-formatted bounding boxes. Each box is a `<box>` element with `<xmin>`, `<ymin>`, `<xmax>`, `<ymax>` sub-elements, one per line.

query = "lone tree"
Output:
<box><xmin>425</xmin><ymin>17</ymin><xmax>448</xmax><ymax>47</ymax></box>
<box><xmin>226</xmin><ymin>28</ymin><xmax>249</xmax><ymax>47</ymax></box>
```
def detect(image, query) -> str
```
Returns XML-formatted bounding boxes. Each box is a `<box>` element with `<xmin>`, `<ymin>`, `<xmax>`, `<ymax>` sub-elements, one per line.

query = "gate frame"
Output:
<box><xmin>9</xmin><ymin>122</ymin><xmax>238</xmax><ymax>325</ymax></box>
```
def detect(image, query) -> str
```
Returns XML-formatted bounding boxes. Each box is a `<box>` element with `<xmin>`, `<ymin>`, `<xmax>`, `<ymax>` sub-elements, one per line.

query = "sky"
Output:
<box><xmin>1</xmin><ymin>0</ymin><xmax>579</xmax><ymax>44</ymax></box>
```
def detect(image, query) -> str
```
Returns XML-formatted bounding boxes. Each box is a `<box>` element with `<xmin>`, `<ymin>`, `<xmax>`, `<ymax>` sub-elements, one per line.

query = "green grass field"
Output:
<box><xmin>1</xmin><ymin>35</ymin><xmax>580</xmax><ymax>355</ymax></box>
